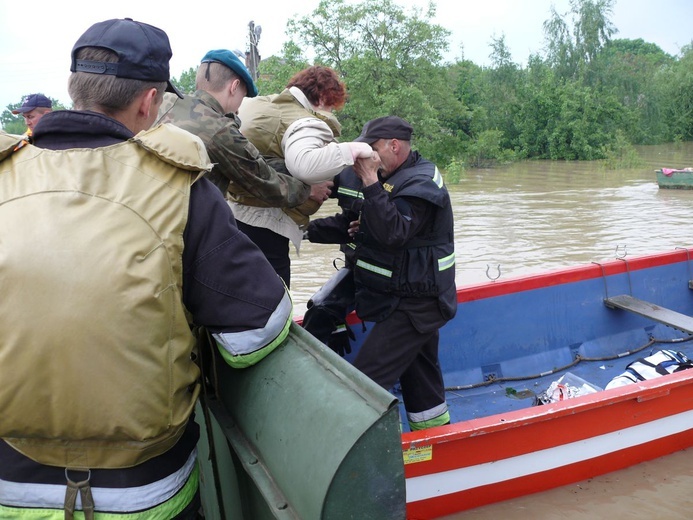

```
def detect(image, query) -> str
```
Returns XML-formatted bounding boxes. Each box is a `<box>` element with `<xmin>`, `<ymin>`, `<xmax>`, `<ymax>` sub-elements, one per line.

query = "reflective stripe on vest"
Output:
<box><xmin>432</xmin><ymin>166</ymin><xmax>444</xmax><ymax>188</ymax></box>
<box><xmin>356</xmin><ymin>259</ymin><xmax>393</xmax><ymax>278</ymax></box>
<box><xmin>438</xmin><ymin>252</ymin><xmax>456</xmax><ymax>271</ymax></box>
<box><xmin>337</xmin><ymin>186</ymin><xmax>364</xmax><ymax>199</ymax></box>
<box><xmin>357</xmin><ymin>253</ymin><xmax>455</xmax><ymax>279</ymax></box>
<box><xmin>0</xmin><ymin>451</ymin><xmax>198</xmax><ymax>517</ymax></box>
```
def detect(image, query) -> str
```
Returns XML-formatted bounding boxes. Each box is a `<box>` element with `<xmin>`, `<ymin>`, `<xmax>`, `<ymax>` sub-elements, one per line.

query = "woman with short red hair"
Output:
<box><xmin>234</xmin><ymin>65</ymin><xmax>373</xmax><ymax>287</ymax></box>
<box><xmin>287</xmin><ymin>66</ymin><xmax>348</xmax><ymax>111</ymax></box>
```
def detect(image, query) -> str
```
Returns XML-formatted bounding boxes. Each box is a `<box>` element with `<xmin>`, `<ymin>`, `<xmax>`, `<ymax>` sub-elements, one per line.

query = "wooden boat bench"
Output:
<box><xmin>605</xmin><ymin>294</ymin><xmax>693</xmax><ymax>334</ymax></box>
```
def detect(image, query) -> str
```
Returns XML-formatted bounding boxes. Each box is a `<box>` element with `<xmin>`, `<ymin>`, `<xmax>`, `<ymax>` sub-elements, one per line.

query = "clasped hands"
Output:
<box><xmin>351</xmin><ymin>143</ymin><xmax>380</xmax><ymax>187</ymax></box>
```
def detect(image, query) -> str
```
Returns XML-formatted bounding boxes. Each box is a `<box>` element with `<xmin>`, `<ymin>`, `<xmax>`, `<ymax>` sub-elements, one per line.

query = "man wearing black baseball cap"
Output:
<box><xmin>70</xmin><ymin>17</ymin><xmax>183</xmax><ymax>98</ymax></box>
<box><xmin>12</xmin><ymin>93</ymin><xmax>53</xmax><ymax>136</ymax></box>
<box><xmin>323</xmin><ymin>115</ymin><xmax>457</xmax><ymax>431</ymax></box>
<box><xmin>157</xmin><ymin>48</ymin><xmax>313</xmax><ymax>217</ymax></box>
<box><xmin>354</xmin><ymin>115</ymin><xmax>414</xmax><ymax>144</ymax></box>
<box><xmin>0</xmin><ymin>18</ymin><xmax>292</xmax><ymax>519</ymax></box>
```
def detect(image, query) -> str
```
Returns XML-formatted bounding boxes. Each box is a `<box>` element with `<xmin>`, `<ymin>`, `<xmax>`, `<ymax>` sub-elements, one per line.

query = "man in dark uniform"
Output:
<box><xmin>348</xmin><ymin>116</ymin><xmax>457</xmax><ymax>430</ymax></box>
<box><xmin>349</xmin><ymin>116</ymin><xmax>457</xmax><ymax>430</ymax></box>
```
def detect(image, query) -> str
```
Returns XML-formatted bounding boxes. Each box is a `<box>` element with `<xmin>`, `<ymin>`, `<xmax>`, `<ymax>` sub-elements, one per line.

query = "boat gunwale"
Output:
<box><xmin>401</xmin><ymin>367</ymin><xmax>693</xmax><ymax>447</ymax></box>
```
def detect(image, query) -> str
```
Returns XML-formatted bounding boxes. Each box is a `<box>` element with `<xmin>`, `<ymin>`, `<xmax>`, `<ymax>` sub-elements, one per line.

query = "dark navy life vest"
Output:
<box><xmin>354</xmin><ymin>156</ymin><xmax>456</xmax><ymax>322</ymax></box>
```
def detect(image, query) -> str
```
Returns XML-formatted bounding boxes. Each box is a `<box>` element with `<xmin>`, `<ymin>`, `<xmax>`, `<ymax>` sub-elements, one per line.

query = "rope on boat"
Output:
<box><xmin>444</xmin><ymin>334</ymin><xmax>693</xmax><ymax>391</ymax></box>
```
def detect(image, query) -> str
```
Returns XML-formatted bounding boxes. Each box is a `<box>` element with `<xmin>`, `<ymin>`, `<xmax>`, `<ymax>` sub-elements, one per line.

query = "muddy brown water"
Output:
<box><xmin>289</xmin><ymin>142</ymin><xmax>693</xmax><ymax>518</ymax></box>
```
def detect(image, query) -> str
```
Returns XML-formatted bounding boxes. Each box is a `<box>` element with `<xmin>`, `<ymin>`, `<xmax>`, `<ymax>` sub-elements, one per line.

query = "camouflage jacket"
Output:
<box><xmin>156</xmin><ymin>90</ymin><xmax>310</xmax><ymax>209</ymax></box>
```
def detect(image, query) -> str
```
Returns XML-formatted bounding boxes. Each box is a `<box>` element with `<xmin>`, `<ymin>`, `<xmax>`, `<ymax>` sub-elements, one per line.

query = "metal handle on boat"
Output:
<box><xmin>486</xmin><ymin>264</ymin><xmax>501</xmax><ymax>281</ymax></box>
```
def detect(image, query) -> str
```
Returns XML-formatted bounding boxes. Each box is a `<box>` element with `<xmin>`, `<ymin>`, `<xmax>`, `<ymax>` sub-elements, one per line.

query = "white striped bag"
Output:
<box><xmin>605</xmin><ymin>349</ymin><xmax>693</xmax><ymax>390</ymax></box>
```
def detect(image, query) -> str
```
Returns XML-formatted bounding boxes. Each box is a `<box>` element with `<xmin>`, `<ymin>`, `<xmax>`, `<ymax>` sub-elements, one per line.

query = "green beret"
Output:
<box><xmin>201</xmin><ymin>49</ymin><xmax>258</xmax><ymax>97</ymax></box>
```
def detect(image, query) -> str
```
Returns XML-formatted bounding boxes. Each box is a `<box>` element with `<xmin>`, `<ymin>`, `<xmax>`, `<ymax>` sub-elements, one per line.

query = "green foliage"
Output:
<box><xmin>255</xmin><ymin>44</ymin><xmax>311</xmax><ymax>95</ymax></box>
<box><xmin>555</xmin><ymin>83</ymin><xmax>623</xmax><ymax>159</ymax></box>
<box><xmin>172</xmin><ymin>67</ymin><xmax>197</xmax><ymax>95</ymax></box>
<box><xmin>543</xmin><ymin>0</ymin><xmax>617</xmax><ymax>82</ymax></box>
<box><xmin>443</xmin><ymin>157</ymin><xmax>465</xmax><ymax>184</ymax></box>
<box><xmin>655</xmin><ymin>42</ymin><xmax>693</xmax><ymax>142</ymax></box>
<box><xmin>287</xmin><ymin>0</ymin><xmax>449</xmax><ymax>71</ymax></box>
<box><xmin>462</xmin><ymin>130</ymin><xmax>516</xmax><ymax>168</ymax></box>
<box><xmin>600</xmin><ymin>130</ymin><xmax>646</xmax><ymax>169</ymax></box>
<box><xmin>591</xmin><ymin>38</ymin><xmax>673</xmax><ymax>145</ymax></box>
<box><xmin>284</xmin><ymin>0</ymin><xmax>467</xmax><ymax>167</ymax></box>
<box><xmin>2</xmin><ymin>117</ymin><xmax>26</xmax><ymax>135</ymax></box>
<box><xmin>269</xmin><ymin>0</ymin><xmax>691</xmax><ymax>163</ymax></box>
<box><xmin>477</xmin><ymin>35</ymin><xmax>523</xmax><ymax>149</ymax></box>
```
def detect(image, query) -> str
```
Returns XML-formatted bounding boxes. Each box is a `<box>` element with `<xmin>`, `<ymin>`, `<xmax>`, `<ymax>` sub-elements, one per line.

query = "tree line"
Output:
<box><xmin>261</xmin><ymin>0</ymin><xmax>692</xmax><ymax>173</ymax></box>
<box><xmin>4</xmin><ymin>0</ymin><xmax>692</xmax><ymax>177</ymax></box>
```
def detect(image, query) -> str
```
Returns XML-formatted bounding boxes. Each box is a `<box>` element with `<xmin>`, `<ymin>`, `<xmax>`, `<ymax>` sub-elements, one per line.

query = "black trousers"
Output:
<box><xmin>352</xmin><ymin>309</ymin><xmax>446</xmax><ymax>416</ymax></box>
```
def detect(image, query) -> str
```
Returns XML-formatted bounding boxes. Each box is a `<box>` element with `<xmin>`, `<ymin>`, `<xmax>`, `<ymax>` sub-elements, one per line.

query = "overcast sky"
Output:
<box><xmin>1</xmin><ymin>0</ymin><xmax>691</xmax><ymax>111</ymax></box>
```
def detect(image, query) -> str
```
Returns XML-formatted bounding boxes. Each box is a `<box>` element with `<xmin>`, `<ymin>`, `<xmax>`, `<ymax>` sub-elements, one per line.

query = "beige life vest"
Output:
<box><xmin>238</xmin><ymin>89</ymin><xmax>342</xmax><ymax>227</ymax></box>
<box><xmin>0</xmin><ymin>124</ymin><xmax>211</xmax><ymax>469</ymax></box>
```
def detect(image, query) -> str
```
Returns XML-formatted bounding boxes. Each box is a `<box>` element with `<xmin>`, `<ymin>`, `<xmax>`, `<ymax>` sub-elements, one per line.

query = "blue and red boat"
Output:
<box><xmin>198</xmin><ymin>247</ymin><xmax>693</xmax><ymax>519</ymax></box>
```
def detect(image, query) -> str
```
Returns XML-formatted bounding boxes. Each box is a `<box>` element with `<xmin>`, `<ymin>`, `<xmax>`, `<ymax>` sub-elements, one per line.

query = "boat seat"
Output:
<box><xmin>604</xmin><ymin>294</ymin><xmax>693</xmax><ymax>334</ymax></box>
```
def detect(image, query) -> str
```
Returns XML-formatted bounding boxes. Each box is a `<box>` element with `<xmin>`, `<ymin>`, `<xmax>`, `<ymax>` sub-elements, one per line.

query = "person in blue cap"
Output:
<box><xmin>11</xmin><ymin>92</ymin><xmax>53</xmax><ymax>136</ymax></box>
<box><xmin>0</xmin><ymin>19</ymin><xmax>292</xmax><ymax>519</ymax></box>
<box><xmin>157</xmin><ymin>48</ymin><xmax>331</xmax><ymax>224</ymax></box>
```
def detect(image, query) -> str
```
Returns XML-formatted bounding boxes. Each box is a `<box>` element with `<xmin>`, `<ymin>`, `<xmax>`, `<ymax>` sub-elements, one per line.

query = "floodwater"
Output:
<box><xmin>290</xmin><ymin>141</ymin><xmax>693</xmax><ymax>519</ymax></box>
<box><xmin>291</xmin><ymin>141</ymin><xmax>693</xmax><ymax>316</ymax></box>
